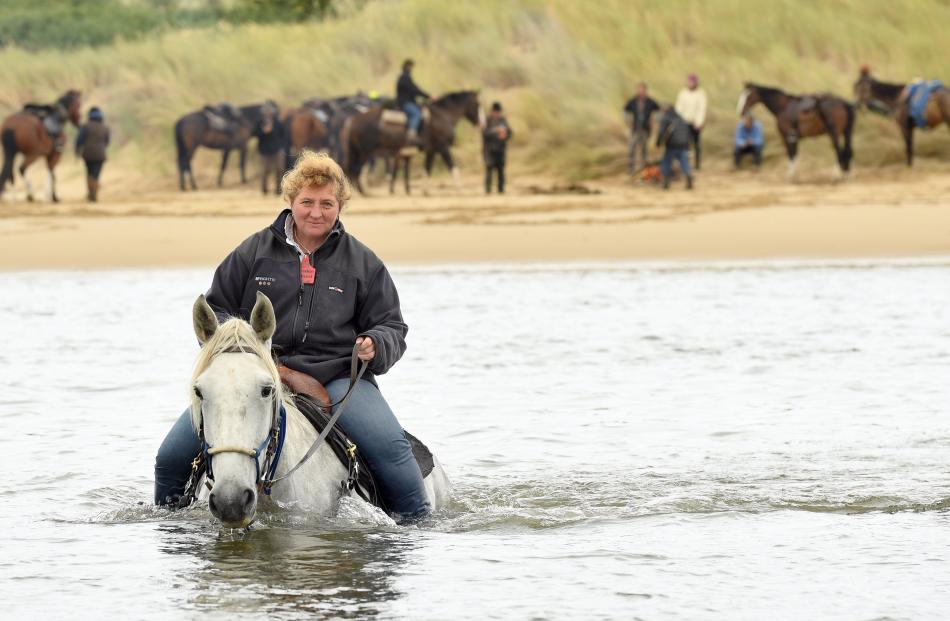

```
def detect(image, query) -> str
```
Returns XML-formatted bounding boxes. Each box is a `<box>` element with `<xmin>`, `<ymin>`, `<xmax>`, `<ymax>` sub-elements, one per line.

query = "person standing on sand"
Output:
<box><xmin>483</xmin><ymin>101</ymin><xmax>512</xmax><ymax>194</ymax></box>
<box><xmin>675</xmin><ymin>74</ymin><xmax>707</xmax><ymax>171</ymax></box>
<box><xmin>74</xmin><ymin>107</ymin><xmax>109</xmax><ymax>202</ymax></box>
<box><xmin>656</xmin><ymin>105</ymin><xmax>693</xmax><ymax>190</ymax></box>
<box><xmin>623</xmin><ymin>82</ymin><xmax>659</xmax><ymax>174</ymax></box>
<box><xmin>254</xmin><ymin>101</ymin><xmax>284</xmax><ymax>195</ymax></box>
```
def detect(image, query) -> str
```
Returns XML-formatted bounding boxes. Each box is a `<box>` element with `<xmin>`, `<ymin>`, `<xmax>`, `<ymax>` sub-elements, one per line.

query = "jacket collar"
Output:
<box><xmin>270</xmin><ymin>209</ymin><xmax>344</xmax><ymax>256</ymax></box>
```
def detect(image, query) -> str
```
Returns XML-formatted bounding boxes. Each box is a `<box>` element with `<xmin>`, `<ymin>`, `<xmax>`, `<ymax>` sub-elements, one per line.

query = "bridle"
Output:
<box><xmin>181</xmin><ymin>343</ymin><xmax>368</xmax><ymax>506</ymax></box>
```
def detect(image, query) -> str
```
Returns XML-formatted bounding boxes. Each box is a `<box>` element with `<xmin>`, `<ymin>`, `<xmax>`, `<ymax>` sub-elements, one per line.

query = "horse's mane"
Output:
<box><xmin>190</xmin><ymin>318</ymin><xmax>283</xmax><ymax>428</ymax></box>
<box><xmin>57</xmin><ymin>90</ymin><xmax>80</xmax><ymax>108</ymax></box>
<box><xmin>868</xmin><ymin>76</ymin><xmax>905</xmax><ymax>97</ymax></box>
<box><xmin>747</xmin><ymin>83</ymin><xmax>788</xmax><ymax>99</ymax></box>
<box><xmin>432</xmin><ymin>90</ymin><xmax>476</xmax><ymax>108</ymax></box>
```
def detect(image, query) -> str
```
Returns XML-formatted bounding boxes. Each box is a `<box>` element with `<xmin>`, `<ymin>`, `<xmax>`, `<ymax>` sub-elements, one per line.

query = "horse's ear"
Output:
<box><xmin>193</xmin><ymin>295</ymin><xmax>219</xmax><ymax>344</ymax></box>
<box><xmin>249</xmin><ymin>291</ymin><xmax>276</xmax><ymax>344</ymax></box>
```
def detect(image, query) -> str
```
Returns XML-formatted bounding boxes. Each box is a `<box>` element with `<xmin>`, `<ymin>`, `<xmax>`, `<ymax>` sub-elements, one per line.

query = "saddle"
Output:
<box><xmin>202</xmin><ymin>103</ymin><xmax>241</xmax><ymax>132</ymax></box>
<box><xmin>23</xmin><ymin>103</ymin><xmax>66</xmax><ymax>138</ymax></box>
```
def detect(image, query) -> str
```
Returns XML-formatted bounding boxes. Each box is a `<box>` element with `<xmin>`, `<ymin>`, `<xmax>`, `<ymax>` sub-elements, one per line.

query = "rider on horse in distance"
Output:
<box><xmin>395</xmin><ymin>59</ymin><xmax>430</xmax><ymax>145</ymax></box>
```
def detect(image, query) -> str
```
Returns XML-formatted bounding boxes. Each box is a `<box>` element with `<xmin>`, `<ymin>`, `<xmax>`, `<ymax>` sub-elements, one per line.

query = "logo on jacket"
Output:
<box><xmin>254</xmin><ymin>276</ymin><xmax>276</xmax><ymax>287</ymax></box>
<box><xmin>328</xmin><ymin>286</ymin><xmax>343</xmax><ymax>294</ymax></box>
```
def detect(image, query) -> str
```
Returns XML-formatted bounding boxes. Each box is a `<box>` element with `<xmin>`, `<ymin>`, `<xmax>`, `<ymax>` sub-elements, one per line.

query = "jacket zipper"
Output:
<box><xmin>302</xmin><ymin>252</ymin><xmax>318</xmax><ymax>343</ymax></box>
<box><xmin>290</xmin><ymin>259</ymin><xmax>304</xmax><ymax>350</ymax></box>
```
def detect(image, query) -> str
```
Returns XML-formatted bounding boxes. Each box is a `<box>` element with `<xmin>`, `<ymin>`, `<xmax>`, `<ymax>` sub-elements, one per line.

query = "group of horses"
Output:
<box><xmin>175</xmin><ymin>90</ymin><xmax>484</xmax><ymax>195</ymax></box>
<box><xmin>738</xmin><ymin>67</ymin><xmax>950</xmax><ymax>178</ymax></box>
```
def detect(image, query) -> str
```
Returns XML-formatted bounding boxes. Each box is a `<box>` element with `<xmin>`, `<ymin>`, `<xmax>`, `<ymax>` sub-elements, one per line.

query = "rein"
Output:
<box><xmin>182</xmin><ymin>343</ymin><xmax>368</xmax><ymax>505</ymax></box>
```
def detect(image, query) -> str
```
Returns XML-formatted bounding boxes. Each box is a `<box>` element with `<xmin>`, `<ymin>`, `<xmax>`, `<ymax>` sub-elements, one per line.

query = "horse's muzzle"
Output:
<box><xmin>208</xmin><ymin>483</ymin><xmax>257</xmax><ymax>528</ymax></box>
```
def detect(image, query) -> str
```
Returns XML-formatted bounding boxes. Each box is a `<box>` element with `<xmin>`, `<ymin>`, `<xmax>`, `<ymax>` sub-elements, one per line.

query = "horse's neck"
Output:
<box><xmin>758</xmin><ymin>89</ymin><xmax>790</xmax><ymax>116</ymax></box>
<box><xmin>268</xmin><ymin>401</ymin><xmax>348</xmax><ymax>513</ymax></box>
<box><xmin>871</xmin><ymin>79</ymin><xmax>904</xmax><ymax>107</ymax></box>
<box><xmin>430</xmin><ymin>102</ymin><xmax>465</xmax><ymax>125</ymax></box>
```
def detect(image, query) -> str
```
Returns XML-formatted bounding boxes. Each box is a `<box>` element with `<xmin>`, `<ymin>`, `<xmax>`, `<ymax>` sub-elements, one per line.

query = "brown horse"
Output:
<box><xmin>282</xmin><ymin>99</ymin><xmax>331</xmax><ymax>161</ymax></box>
<box><xmin>174</xmin><ymin>103</ymin><xmax>268</xmax><ymax>191</ymax></box>
<box><xmin>738</xmin><ymin>82</ymin><xmax>855</xmax><ymax>179</ymax></box>
<box><xmin>853</xmin><ymin>67</ymin><xmax>950</xmax><ymax>166</ymax></box>
<box><xmin>343</xmin><ymin>90</ymin><xmax>484</xmax><ymax>195</ymax></box>
<box><xmin>0</xmin><ymin>90</ymin><xmax>81</xmax><ymax>202</ymax></box>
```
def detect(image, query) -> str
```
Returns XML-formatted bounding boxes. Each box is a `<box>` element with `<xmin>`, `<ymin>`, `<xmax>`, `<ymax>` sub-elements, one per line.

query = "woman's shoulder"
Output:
<box><xmin>332</xmin><ymin>229</ymin><xmax>387</xmax><ymax>276</ymax></box>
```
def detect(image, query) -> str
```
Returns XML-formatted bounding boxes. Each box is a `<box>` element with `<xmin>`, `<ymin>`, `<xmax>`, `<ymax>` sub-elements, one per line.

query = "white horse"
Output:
<box><xmin>189</xmin><ymin>291</ymin><xmax>450</xmax><ymax>528</ymax></box>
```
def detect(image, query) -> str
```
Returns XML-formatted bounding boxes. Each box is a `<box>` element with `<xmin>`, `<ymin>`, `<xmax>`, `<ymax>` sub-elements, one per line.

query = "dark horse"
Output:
<box><xmin>853</xmin><ymin>67</ymin><xmax>950</xmax><ymax>166</ymax></box>
<box><xmin>174</xmin><ymin>103</ymin><xmax>270</xmax><ymax>191</ymax></box>
<box><xmin>343</xmin><ymin>90</ymin><xmax>484</xmax><ymax>195</ymax></box>
<box><xmin>282</xmin><ymin>98</ymin><xmax>332</xmax><ymax>163</ymax></box>
<box><xmin>0</xmin><ymin>90</ymin><xmax>82</xmax><ymax>202</ymax></box>
<box><xmin>738</xmin><ymin>82</ymin><xmax>855</xmax><ymax>179</ymax></box>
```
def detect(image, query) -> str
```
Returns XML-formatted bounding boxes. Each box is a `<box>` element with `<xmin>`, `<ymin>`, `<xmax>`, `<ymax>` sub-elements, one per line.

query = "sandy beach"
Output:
<box><xmin>1</xmin><ymin>165</ymin><xmax>949</xmax><ymax>270</ymax></box>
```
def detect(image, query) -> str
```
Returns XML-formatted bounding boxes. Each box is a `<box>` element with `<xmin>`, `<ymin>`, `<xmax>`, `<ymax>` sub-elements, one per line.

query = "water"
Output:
<box><xmin>2</xmin><ymin>260</ymin><xmax>949</xmax><ymax>620</ymax></box>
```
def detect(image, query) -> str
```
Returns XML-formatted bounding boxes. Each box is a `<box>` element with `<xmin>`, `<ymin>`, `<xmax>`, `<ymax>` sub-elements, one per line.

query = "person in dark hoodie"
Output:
<box><xmin>395</xmin><ymin>59</ymin><xmax>430</xmax><ymax>145</ymax></box>
<box><xmin>655</xmin><ymin>104</ymin><xmax>693</xmax><ymax>190</ymax></box>
<box><xmin>254</xmin><ymin>101</ymin><xmax>284</xmax><ymax>195</ymax></box>
<box><xmin>483</xmin><ymin>101</ymin><xmax>512</xmax><ymax>194</ymax></box>
<box><xmin>74</xmin><ymin>106</ymin><xmax>110</xmax><ymax>202</ymax></box>
<box><xmin>154</xmin><ymin>150</ymin><xmax>430</xmax><ymax>523</ymax></box>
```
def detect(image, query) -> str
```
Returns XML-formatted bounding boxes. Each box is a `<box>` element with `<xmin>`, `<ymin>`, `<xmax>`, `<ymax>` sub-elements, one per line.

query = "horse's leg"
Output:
<box><xmin>18</xmin><ymin>153</ymin><xmax>39</xmax><ymax>202</ymax></box>
<box><xmin>389</xmin><ymin>155</ymin><xmax>398</xmax><ymax>195</ymax></box>
<box><xmin>781</xmin><ymin>134</ymin><xmax>798</xmax><ymax>181</ymax></box>
<box><xmin>218</xmin><ymin>149</ymin><xmax>230</xmax><ymax>187</ymax></box>
<box><xmin>440</xmin><ymin>147</ymin><xmax>460</xmax><ymax>189</ymax></box>
<box><xmin>239</xmin><ymin>146</ymin><xmax>247</xmax><ymax>184</ymax></box>
<box><xmin>903</xmin><ymin>121</ymin><xmax>914</xmax><ymax>167</ymax></box>
<box><xmin>46</xmin><ymin>162</ymin><xmax>58</xmax><ymax>203</ymax></box>
<box><xmin>404</xmin><ymin>156</ymin><xmax>411</xmax><ymax>195</ymax></box>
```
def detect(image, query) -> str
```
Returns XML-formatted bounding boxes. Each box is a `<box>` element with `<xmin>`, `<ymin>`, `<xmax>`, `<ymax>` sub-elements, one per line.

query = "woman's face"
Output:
<box><xmin>291</xmin><ymin>184</ymin><xmax>340</xmax><ymax>246</ymax></box>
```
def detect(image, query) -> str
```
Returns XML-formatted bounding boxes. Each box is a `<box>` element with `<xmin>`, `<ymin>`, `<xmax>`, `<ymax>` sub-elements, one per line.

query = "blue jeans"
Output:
<box><xmin>153</xmin><ymin>379</ymin><xmax>430</xmax><ymax>521</ymax></box>
<box><xmin>402</xmin><ymin>102</ymin><xmax>422</xmax><ymax>132</ymax></box>
<box><xmin>661</xmin><ymin>148</ymin><xmax>692</xmax><ymax>180</ymax></box>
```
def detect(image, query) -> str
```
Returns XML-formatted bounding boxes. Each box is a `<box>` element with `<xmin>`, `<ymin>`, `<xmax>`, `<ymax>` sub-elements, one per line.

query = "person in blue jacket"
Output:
<box><xmin>734</xmin><ymin>113</ymin><xmax>764</xmax><ymax>169</ymax></box>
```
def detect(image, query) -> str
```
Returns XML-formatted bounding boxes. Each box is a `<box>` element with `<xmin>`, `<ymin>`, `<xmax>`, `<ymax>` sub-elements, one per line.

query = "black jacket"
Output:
<box><xmin>623</xmin><ymin>96</ymin><xmax>660</xmax><ymax>132</ymax></box>
<box><xmin>656</xmin><ymin>108</ymin><xmax>691</xmax><ymax>150</ymax></box>
<box><xmin>396</xmin><ymin>71</ymin><xmax>430</xmax><ymax>107</ymax></box>
<box><xmin>482</xmin><ymin>116</ymin><xmax>512</xmax><ymax>155</ymax></box>
<box><xmin>254</xmin><ymin>117</ymin><xmax>285</xmax><ymax>156</ymax></box>
<box><xmin>205</xmin><ymin>211</ymin><xmax>408</xmax><ymax>385</ymax></box>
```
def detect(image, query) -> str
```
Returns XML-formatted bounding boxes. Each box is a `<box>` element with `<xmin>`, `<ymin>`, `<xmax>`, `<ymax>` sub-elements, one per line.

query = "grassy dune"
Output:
<box><xmin>0</xmin><ymin>0</ymin><xmax>948</xmax><ymax>188</ymax></box>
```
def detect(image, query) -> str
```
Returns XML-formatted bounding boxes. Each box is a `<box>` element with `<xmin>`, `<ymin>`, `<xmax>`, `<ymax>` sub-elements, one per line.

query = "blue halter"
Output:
<box><xmin>202</xmin><ymin>403</ymin><xmax>287</xmax><ymax>496</ymax></box>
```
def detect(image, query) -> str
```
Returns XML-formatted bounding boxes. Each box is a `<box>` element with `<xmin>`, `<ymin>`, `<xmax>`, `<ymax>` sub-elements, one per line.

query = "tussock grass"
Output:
<box><xmin>0</xmin><ymin>0</ymin><xmax>947</xmax><ymax>188</ymax></box>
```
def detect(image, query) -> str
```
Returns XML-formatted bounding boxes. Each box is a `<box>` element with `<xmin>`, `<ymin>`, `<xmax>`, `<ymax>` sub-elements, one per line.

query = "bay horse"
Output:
<box><xmin>174</xmin><ymin>103</ymin><xmax>269</xmax><ymax>191</ymax></box>
<box><xmin>188</xmin><ymin>292</ymin><xmax>450</xmax><ymax>528</ymax></box>
<box><xmin>281</xmin><ymin>99</ymin><xmax>332</xmax><ymax>164</ymax></box>
<box><xmin>853</xmin><ymin>67</ymin><xmax>950</xmax><ymax>166</ymax></box>
<box><xmin>738</xmin><ymin>82</ymin><xmax>855</xmax><ymax>179</ymax></box>
<box><xmin>0</xmin><ymin>89</ymin><xmax>81</xmax><ymax>202</ymax></box>
<box><xmin>343</xmin><ymin>90</ymin><xmax>484</xmax><ymax>195</ymax></box>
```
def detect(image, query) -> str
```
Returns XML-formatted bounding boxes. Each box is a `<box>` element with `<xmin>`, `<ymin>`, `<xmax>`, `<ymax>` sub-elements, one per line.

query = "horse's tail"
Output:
<box><xmin>0</xmin><ymin>128</ymin><xmax>17</xmax><ymax>189</ymax></box>
<box><xmin>340</xmin><ymin>116</ymin><xmax>354</xmax><ymax>171</ymax></box>
<box><xmin>816</xmin><ymin>97</ymin><xmax>855</xmax><ymax>172</ymax></box>
<box><xmin>173</xmin><ymin>118</ymin><xmax>189</xmax><ymax>172</ymax></box>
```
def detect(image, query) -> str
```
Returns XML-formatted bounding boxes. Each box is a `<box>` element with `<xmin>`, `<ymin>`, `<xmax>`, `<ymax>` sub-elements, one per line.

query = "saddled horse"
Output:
<box><xmin>174</xmin><ymin>103</ymin><xmax>271</xmax><ymax>190</ymax></box>
<box><xmin>0</xmin><ymin>89</ymin><xmax>81</xmax><ymax>202</ymax></box>
<box><xmin>738</xmin><ymin>82</ymin><xmax>855</xmax><ymax>179</ymax></box>
<box><xmin>282</xmin><ymin>98</ymin><xmax>332</xmax><ymax>164</ymax></box>
<box><xmin>853</xmin><ymin>67</ymin><xmax>950</xmax><ymax>166</ymax></box>
<box><xmin>187</xmin><ymin>292</ymin><xmax>451</xmax><ymax>528</ymax></box>
<box><xmin>343</xmin><ymin>90</ymin><xmax>484</xmax><ymax>195</ymax></box>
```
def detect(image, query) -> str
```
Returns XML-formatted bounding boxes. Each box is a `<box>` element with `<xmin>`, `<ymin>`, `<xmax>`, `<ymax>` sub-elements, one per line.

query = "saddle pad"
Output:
<box><xmin>404</xmin><ymin>431</ymin><xmax>435</xmax><ymax>478</ymax></box>
<box><xmin>381</xmin><ymin>109</ymin><xmax>407</xmax><ymax>126</ymax></box>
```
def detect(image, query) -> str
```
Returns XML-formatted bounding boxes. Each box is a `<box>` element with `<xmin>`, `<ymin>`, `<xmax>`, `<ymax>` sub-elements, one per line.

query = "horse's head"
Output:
<box><xmin>433</xmin><ymin>90</ymin><xmax>484</xmax><ymax>127</ymax></box>
<box><xmin>59</xmin><ymin>90</ymin><xmax>82</xmax><ymax>126</ymax></box>
<box><xmin>191</xmin><ymin>292</ymin><xmax>281</xmax><ymax>528</ymax></box>
<box><xmin>737</xmin><ymin>83</ymin><xmax>760</xmax><ymax>116</ymax></box>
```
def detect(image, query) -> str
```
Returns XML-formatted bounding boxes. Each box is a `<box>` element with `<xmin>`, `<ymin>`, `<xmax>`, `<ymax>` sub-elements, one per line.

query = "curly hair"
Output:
<box><xmin>280</xmin><ymin>150</ymin><xmax>352</xmax><ymax>208</ymax></box>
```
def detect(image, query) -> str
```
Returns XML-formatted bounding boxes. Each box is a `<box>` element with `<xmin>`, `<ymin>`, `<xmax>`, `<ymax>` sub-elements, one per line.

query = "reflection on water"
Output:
<box><xmin>158</xmin><ymin>522</ymin><xmax>409</xmax><ymax>618</ymax></box>
<box><xmin>2</xmin><ymin>260</ymin><xmax>950</xmax><ymax>620</ymax></box>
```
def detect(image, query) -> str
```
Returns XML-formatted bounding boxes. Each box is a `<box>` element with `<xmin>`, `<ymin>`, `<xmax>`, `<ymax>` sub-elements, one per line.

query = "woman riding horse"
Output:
<box><xmin>738</xmin><ymin>82</ymin><xmax>855</xmax><ymax>179</ymax></box>
<box><xmin>0</xmin><ymin>90</ymin><xmax>81</xmax><ymax>202</ymax></box>
<box><xmin>853</xmin><ymin>66</ymin><xmax>950</xmax><ymax>166</ymax></box>
<box><xmin>155</xmin><ymin>150</ymin><xmax>431</xmax><ymax>524</ymax></box>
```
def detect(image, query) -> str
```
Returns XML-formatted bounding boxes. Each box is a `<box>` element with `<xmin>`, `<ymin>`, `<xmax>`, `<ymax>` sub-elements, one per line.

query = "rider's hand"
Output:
<box><xmin>356</xmin><ymin>336</ymin><xmax>376</xmax><ymax>361</ymax></box>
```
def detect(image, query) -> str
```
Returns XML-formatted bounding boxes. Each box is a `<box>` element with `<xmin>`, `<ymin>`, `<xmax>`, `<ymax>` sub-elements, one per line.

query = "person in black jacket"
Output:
<box><xmin>483</xmin><ymin>101</ymin><xmax>512</xmax><ymax>194</ymax></box>
<box><xmin>254</xmin><ymin>101</ymin><xmax>284</xmax><ymax>195</ymax></box>
<box><xmin>623</xmin><ymin>82</ymin><xmax>659</xmax><ymax>174</ymax></box>
<box><xmin>655</xmin><ymin>105</ymin><xmax>693</xmax><ymax>190</ymax></box>
<box><xmin>395</xmin><ymin>59</ymin><xmax>430</xmax><ymax>144</ymax></box>
<box><xmin>154</xmin><ymin>150</ymin><xmax>431</xmax><ymax>523</ymax></box>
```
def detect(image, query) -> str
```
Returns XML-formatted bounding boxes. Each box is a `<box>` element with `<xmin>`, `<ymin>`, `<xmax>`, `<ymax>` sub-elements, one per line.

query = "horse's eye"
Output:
<box><xmin>193</xmin><ymin>386</ymin><xmax>203</xmax><ymax>399</ymax></box>
<box><xmin>261</xmin><ymin>385</ymin><xmax>274</xmax><ymax>398</ymax></box>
